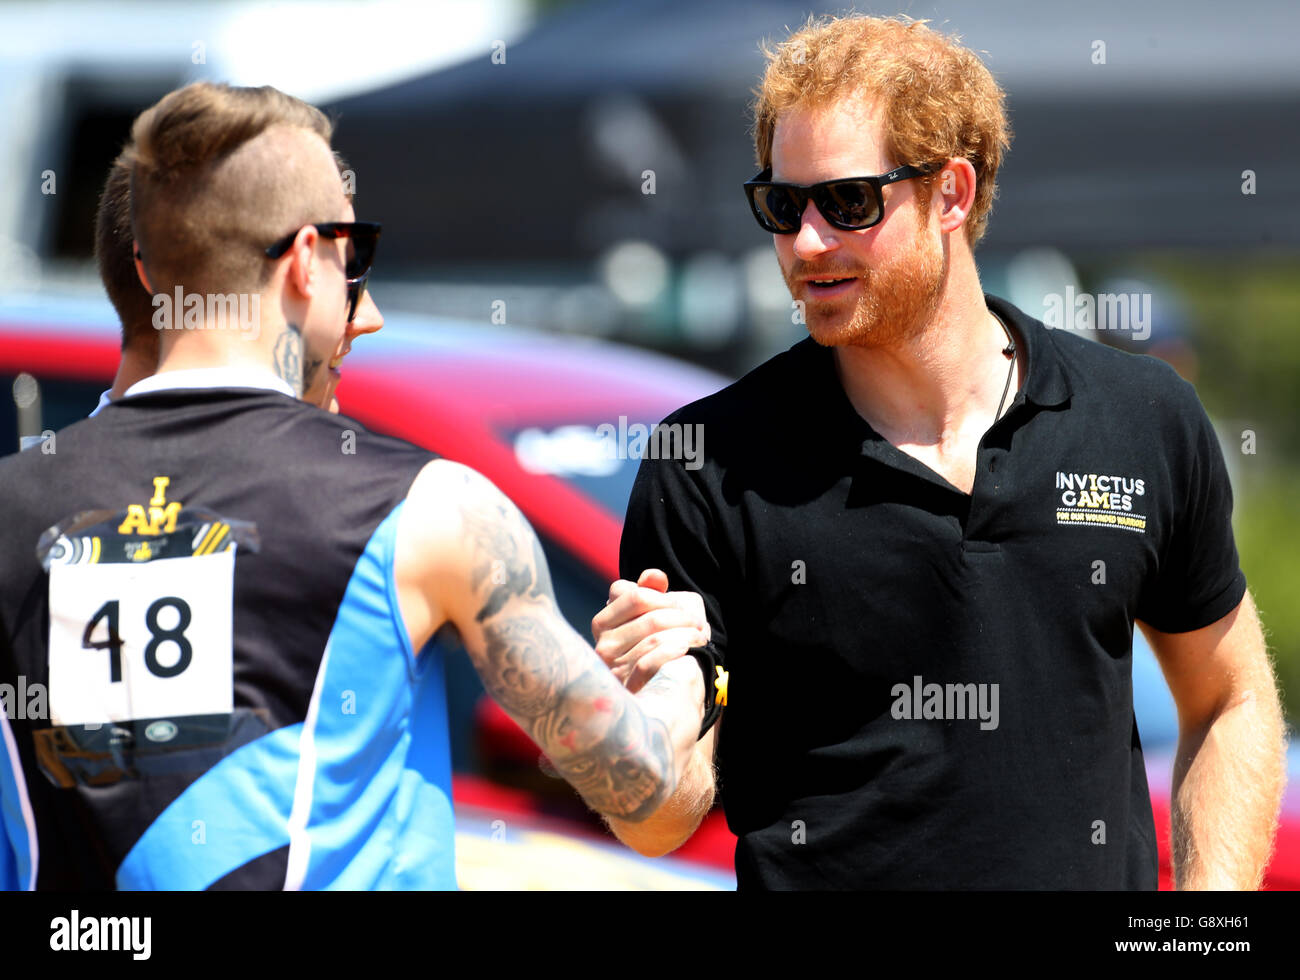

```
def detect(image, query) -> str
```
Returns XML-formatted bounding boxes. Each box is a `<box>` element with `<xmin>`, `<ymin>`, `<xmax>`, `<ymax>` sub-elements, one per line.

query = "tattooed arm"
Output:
<box><xmin>395</xmin><ymin>460</ymin><xmax>706</xmax><ymax>822</ymax></box>
<box><xmin>592</xmin><ymin>574</ymin><xmax>721</xmax><ymax>855</ymax></box>
<box><xmin>604</xmin><ymin>714</ymin><xmax>720</xmax><ymax>857</ymax></box>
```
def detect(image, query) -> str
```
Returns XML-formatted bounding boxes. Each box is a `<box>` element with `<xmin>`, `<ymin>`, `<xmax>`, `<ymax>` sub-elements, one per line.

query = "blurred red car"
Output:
<box><xmin>2</xmin><ymin>291</ymin><xmax>1295</xmax><ymax>889</ymax></box>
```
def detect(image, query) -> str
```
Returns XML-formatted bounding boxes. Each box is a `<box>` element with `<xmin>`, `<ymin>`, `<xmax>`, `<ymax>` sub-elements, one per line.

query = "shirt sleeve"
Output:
<box><xmin>1136</xmin><ymin>373</ymin><xmax>1248</xmax><ymax>633</ymax></box>
<box><xmin>619</xmin><ymin>437</ymin><xmax>731</xmax><ymax>669</ymax></box>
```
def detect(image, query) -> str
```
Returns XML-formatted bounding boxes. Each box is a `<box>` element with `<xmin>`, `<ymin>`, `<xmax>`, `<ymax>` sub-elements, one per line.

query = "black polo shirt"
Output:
<box><xmin>620</xmin><ymin>293</ymin><xmax>1247</xmax><ymax>890</ymax></box>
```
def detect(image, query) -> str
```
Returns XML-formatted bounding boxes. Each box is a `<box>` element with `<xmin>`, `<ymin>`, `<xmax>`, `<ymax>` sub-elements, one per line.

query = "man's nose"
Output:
<box><xmin>792</xmin><ymin>199</ymin><xmax>839</xmax><ymax>260</ymax></box>
<box><xmin>347</xmin><ymin>291</ymin><xmax>384</xmax><ymax>337</ymax></box>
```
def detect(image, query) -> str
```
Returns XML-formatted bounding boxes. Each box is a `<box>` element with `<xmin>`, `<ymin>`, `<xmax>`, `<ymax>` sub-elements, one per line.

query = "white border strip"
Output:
<box><xmin>283</xmin><ymin>639</ymin><xmax>332</xmax><ymax>891</ymax></box>
<box><xmin>0</xmin><ymin>711</ymin><xmax>38</xmax><ymax>890</ymax></box>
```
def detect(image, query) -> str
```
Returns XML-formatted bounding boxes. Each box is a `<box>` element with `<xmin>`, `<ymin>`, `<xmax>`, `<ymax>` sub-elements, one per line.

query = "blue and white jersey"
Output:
<box><xmin>0</xmin><ymin>377</ymin><xmax>456</xmax><ymax>889</ymax></box>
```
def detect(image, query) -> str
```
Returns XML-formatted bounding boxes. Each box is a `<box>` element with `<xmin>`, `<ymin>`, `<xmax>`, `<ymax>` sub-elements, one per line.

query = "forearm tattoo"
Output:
<box><xmin>459</xmin><ymin>484</ymin><xmax>675</xmax><ymax>821</ymax></box>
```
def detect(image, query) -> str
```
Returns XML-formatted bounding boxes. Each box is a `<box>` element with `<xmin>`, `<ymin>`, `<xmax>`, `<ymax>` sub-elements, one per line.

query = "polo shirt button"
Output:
<box><xmin>987</xmin><ymin>455</ymin><xmax>998</xmax><ymax>473</ymax></box>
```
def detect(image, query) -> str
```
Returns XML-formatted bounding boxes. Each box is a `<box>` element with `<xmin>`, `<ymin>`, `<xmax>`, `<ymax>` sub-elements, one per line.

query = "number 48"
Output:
<box><xmin>82</xmin><ymin>597</ymin><xmax>194</xmax><ymax>681</ymax></box>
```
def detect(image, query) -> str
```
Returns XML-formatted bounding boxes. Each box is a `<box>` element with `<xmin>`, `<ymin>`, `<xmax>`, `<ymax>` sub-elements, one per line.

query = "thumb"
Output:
<box><xmin>636</xmin><ymin>568</ymin><xmax>670</xmax><ymax>593</ymax></box>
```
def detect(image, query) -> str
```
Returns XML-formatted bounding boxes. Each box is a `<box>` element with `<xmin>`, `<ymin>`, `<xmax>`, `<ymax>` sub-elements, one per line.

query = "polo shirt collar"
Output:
<box><xmin>121</xmin><ymin>366</ymin><xmax>296</xmax><ymax>400</ymax></box>
<box><xmin>985</xmin><ymin>293</ymin><xmax>1072</xmax><ymax>408</ymax></box>
<box><xmin>803</xmin><ymin>293</ymin><xmax>1073</xmax><ymax>419</ymax></box>
<box><xmin>88</xmin><ymin>388</ymin><xmax>113</xmax><ymax>418</ymax></box>
<box><xmin>798</xmin><ymin>293</ymin><xmax>1074</xmax><ymax>480</ymax></box>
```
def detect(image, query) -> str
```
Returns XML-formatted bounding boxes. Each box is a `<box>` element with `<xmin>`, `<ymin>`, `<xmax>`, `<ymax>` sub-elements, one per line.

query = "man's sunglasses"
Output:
<box><xmin>264</xmin><ymin>221</ymin><xmax>382</xmax><ymax>281</ymax></box>
<box><xmin>345</xmin><ymin>269</ymin><xmax>370</xmax><ymax>324</ymax></box>
<box><xmin>743</xmin><ymin>165</ymin><xmax>933</xmax><ymax>234</ymax></box>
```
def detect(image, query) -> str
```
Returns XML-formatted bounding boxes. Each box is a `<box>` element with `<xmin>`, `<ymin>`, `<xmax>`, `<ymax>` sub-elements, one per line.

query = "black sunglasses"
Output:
<box><xmin>743</xmin><ymin>165</ymin><xmax>933</xmax><ymax>234</ymax></box>
<box><xmin>346</xmin><ymin>269</ymin><xmax>370</xmax><ymax>324</ymax></box>
<box><xmin>264</xmin><ymin>221</ymin><xmax>382</xmax><ymax>280</ymax></box>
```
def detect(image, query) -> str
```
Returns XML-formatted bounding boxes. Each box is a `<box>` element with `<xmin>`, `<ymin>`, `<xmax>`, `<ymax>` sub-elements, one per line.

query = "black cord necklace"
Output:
<box><xmin>992</xmin><ymin>310</ymin><xmax>1018</xmax><ymax>425</ymax></box>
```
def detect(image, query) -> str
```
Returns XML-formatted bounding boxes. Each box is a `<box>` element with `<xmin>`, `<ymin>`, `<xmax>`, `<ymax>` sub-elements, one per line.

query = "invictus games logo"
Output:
<box><xmin>118</xmin><ymin>477</ymin><xmax>182</xmax><ymax>536</ymax></box>
<box><xmin>1055</xmin><ymin>470</ymin><xmax>1147</xmax><ymax>533</ymax></box>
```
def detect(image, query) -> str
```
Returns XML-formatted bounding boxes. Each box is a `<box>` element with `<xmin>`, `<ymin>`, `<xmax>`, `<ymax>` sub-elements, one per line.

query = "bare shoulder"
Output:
<box><xmin>398</xmin><ymin>458</ymin><xmax>553</xmax><ymax>621</ymax></box>
<box><xmin>400</xmin><ymin>460</ymin><xmax>521</xmax><ymax>551</ymax></box>
<box><xmin>406</xmin><ymin>458</ymin><xmax>499</xmax><ymax>508</ymax></box>
<box><xmin>394</xmin><ymin>460</ymin><xmax>513</xmax><ymax>644</ymax></box>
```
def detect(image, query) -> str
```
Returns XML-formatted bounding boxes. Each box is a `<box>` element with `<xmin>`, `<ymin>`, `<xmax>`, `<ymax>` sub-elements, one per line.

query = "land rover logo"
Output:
<box><xmin>145</xmin><ymin>720</ymin><xmax>178</xmax><ymax>743</ymax></box>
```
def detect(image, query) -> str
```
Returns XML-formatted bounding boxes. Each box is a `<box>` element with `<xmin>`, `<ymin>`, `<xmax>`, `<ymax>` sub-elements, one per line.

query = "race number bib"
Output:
<box><xmin>38</xmin><ymin>506</ymin><xmax>258</xmax><ymax>734</ymax></box>
<box><xmin>47</xmin><ymin>550</ymin><xmax>234</xmax><ymax>727</ymax></box>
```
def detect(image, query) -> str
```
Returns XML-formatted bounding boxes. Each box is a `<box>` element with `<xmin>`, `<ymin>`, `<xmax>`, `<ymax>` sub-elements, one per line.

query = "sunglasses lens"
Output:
<box><xmin>821</xmin><ymin>180</ymin><xmax>880</xmax><ymax>229</ymax></box>
<box><xmin>346</xmin><ymin>272</ymin><xmax>369</xmax><ymax>323</ymax></box>
<box><xmin>345</xmin><ymin>235</ymin><xmax>371</xmax><ymax>279</ymax></box>
<box><xmin>333</xmin><ymin>224</ymin><xmax>379</xmax><ymax>279</ymax></box>
<box><xmin>750</xmin><ymin>185</ymin><xmax>803</xmax><ymax>233</ymax></box>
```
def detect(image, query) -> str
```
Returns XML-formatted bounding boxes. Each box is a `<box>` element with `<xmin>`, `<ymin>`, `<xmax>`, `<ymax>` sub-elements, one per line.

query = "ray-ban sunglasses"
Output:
<box><xmin>743</xmin><ymin>165</ymin><xmax>934</xmax><ymax>234</ymax></box>
<box><xmin>264</xmin><ymin>221</ymin><xmax>382</xmax><ymax>322</ymax></box>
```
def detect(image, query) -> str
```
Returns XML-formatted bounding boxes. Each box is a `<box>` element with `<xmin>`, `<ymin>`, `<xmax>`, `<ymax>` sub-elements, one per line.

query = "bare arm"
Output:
<box><xmin>605</xmin><ymin>714</ymin><xmax>720</xmax><ymax>856</ymax></box>
<box><xmin>592</xmin><ymin>571</ymin><xmax>722</xmax><ymax>855</ymax></box>
<box><xmin>1138</xmin><ymin>590</ymin><xmax>1287</xmax><ymax>889</ymax></box>
<box><xmin>396</xmin><ymin>461</ymin><xmax>705</xmax><ymax>822</ymax></box>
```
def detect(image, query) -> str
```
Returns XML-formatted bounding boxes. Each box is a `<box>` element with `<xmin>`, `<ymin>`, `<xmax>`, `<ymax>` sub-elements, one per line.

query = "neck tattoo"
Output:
<box><xmin>272</xmin><ymin>322</ymin><xmax>304</xmax><ymax>396</ymax></box>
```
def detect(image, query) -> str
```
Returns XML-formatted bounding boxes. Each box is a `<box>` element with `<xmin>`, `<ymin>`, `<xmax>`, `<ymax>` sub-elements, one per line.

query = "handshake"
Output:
<box><xmin>590</xmin><ymin>568</ymin><xmax>711</xmax><ymax>693</ymax></box>
<box><xmin>576</xmin><ymin>567</ymin><xmax>720</xmax><ymax>852</ymax></box>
